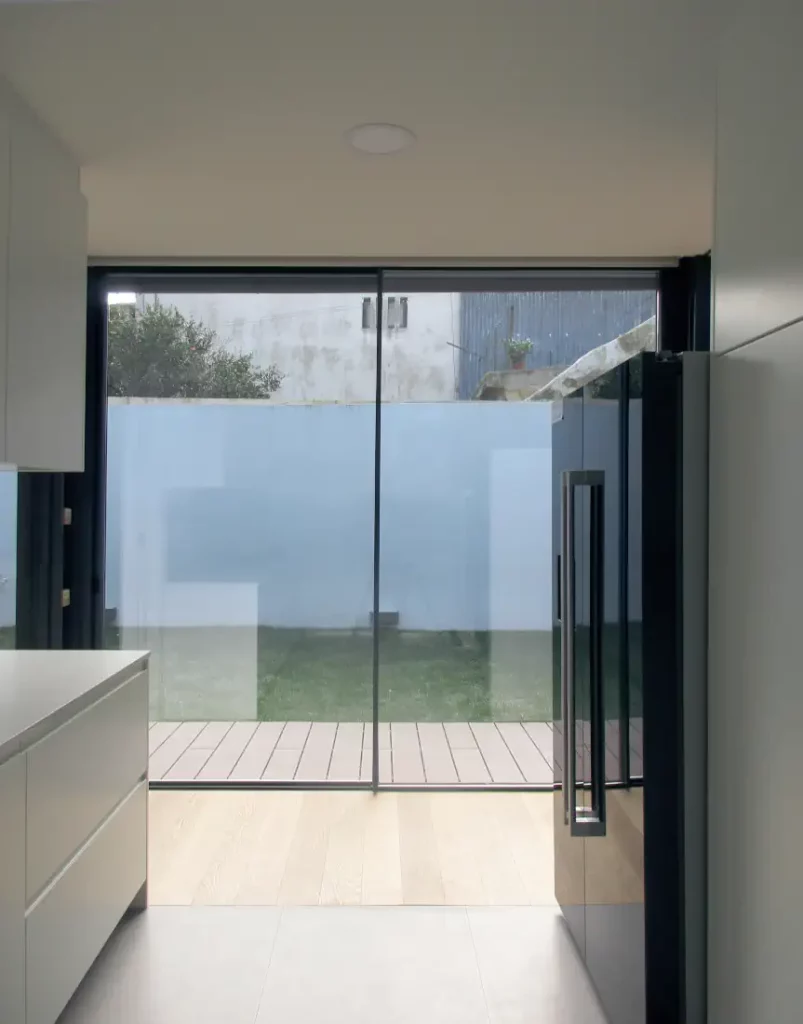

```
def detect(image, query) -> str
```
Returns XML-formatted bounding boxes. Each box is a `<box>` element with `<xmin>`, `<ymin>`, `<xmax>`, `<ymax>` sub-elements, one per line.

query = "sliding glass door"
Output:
<box><xmin>104</xmin><ymin>276</ymin><xmax>377</xmax><ymax>784</ymax></box>
<box><xmin>99</xmin><ymin>268</ymin><xmax>656</xmax><ymax>788</ymax></box>
<box><xmin>377</xmin><ymin>274</ymin><xmax>656</xmax><ymax>786</ymax></box>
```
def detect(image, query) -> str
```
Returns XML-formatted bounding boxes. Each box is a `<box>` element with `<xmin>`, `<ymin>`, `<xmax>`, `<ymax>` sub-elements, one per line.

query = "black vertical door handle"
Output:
<box><xmin>563</xmin><ymin>469</ymin><xmax>606</xmax><ymax>839</ymax></box>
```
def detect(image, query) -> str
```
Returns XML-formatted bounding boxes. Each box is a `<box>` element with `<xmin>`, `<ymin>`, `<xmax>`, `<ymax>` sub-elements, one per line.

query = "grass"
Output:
<box><xmin>257</xmin><ymin>628</ymin><xmax>554</xmax><ymax>722</ymax></box>
<box><xmin>107</xmin><ymin>626</ymin><xmax>554</xmax><ymax>723</ymax></box>
<box><xmin>106</xmin><ymin>625</ymin><xmax>642</xmax><ymax>725</ymax></box>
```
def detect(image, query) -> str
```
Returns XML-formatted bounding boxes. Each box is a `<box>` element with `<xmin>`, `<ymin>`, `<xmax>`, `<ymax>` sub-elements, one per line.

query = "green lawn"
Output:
<box><xmin>106</xmin><ymin>625</ymin><xmax>642</xmax><ymax>724</ymax></box>
<box><xmin>9</xmin><ymin>621</ymin><xmax>640</xmax><ymax>725</ymax></box>
<box><xmin>257</xmin><ymin>628</ymin><xmax>555</xmax><ymax>722</ymax></box>
<box><xmin>107</xmin><ymin>626</ymin><xmax>556</xmax><ymax>723</ymax></box>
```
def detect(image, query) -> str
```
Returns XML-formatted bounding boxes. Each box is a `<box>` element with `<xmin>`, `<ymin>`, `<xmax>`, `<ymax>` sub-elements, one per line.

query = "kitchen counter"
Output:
<box><xmin>0</xmin><ymin>650</ymin><xmax>148</xmax><ymax>767</ymax></box>
<box><xmin>0</xmin><ymin>650</ymin><xmax>149</xmax><ymax>1024</ymax></box>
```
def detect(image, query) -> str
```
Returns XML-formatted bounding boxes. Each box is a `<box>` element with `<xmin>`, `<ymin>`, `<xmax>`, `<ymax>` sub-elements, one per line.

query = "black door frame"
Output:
<box><xmin>16</xmin><ymin>259</ymin><xmax>708</xmax><ymax>795</ymax></box>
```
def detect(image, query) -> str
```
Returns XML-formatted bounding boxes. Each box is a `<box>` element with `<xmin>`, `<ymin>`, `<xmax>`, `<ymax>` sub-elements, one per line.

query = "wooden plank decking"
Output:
<box><xmin>148</xmin><ymin>719</ymin><xmax>644</xmax><ymax>785</ymax></box>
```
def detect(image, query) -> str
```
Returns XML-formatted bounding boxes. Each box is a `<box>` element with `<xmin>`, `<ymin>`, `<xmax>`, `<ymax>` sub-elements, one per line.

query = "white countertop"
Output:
<box><xmin>0</xmin><ymin>650</ymin><xmax>149</xmax><ymax>766</ymax></box>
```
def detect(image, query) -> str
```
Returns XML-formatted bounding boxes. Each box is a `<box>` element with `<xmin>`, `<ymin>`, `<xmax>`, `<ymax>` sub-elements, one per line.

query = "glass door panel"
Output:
<box><xmin>378</xmin><ymin>276</ymin><xmax>657</xmax><ymax>787</ymax></box>
<box><xmin>104</xmin><ymin>278</ymin><xmax>378</xmax><ymax>784</ymax></box>
<box><xmin>100</xmin><ymin>270</ymin><xmax>656</xmax><ymax>790</ymax></box>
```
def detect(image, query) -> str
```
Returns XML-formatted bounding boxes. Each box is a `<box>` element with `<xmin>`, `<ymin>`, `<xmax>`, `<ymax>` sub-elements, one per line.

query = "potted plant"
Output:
<box><xmin>505</xmin><ymin>336</ymin><xmax>533</xmax><ymax>370</ymax></box>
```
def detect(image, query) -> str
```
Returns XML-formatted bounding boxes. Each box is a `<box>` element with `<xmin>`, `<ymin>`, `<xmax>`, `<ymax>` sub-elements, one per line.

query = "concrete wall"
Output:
<box><xmin>152</xmin><ymin>292</ymin><xmax>459</xmax><ymax>403</ymax></box>
<box><xmin>708</xmin><ymin>3</ymin><xmax>803</xmax><ymax>1021</ymax></box>
<box><xmin>105</xmin><ymin>399</ymin><xmax>554</xmax><ymax>634</ymax></box>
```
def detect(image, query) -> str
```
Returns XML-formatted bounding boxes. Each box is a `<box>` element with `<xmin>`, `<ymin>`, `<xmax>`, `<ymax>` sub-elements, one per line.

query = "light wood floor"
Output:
<box><xmin>149</xmin><ymin>790</ymin><xmax>556</xmax><ymax>907</ymax></box>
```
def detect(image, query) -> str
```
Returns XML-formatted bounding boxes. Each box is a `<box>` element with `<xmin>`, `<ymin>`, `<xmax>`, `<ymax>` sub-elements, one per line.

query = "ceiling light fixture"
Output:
<box><xmin>346</xmin><ymin>123</ymin><xmax>416</xmax><ymax>155</ymax></box>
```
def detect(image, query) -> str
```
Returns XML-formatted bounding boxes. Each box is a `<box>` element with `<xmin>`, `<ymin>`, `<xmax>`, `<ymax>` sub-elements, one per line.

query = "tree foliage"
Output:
<box><xmin>107</xmin><ymin>302</ymin><xmax>283</xmax><ymax>399</ymax></box>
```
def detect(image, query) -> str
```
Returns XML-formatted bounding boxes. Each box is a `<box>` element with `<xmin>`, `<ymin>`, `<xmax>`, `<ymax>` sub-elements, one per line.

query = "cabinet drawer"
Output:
<box><xmin>26</xmin><ymin>671</ymin><xmax>148</xmax><ymax>901</ymax></box>
<box><xmin>26</xmin><ymin>781</ymin><xmax>146</xmax><ymax>1024</ymax></box>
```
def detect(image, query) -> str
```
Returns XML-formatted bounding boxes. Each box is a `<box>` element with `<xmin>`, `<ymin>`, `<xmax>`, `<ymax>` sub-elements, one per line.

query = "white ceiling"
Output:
<box><xmin>0</xmin><ymin>0</ymin><xmax>715</xmax><ymax>261</ymax></box>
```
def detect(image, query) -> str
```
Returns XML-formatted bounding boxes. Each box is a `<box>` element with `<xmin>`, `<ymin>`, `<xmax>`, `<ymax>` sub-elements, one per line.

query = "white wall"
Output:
<box><xmin>709</xmin><ymin>3</ymin><xmax>803</xmax><ymax>1021</ymax></box>
<box><xmin>105</xmin><ymin>400</ymin><xmax>554</xmax><ymax>633</ymax></box>
<box><xmin>148</xmin><ymin>292</ymin><xmax>458</xmax><ymax>403</ymax></box>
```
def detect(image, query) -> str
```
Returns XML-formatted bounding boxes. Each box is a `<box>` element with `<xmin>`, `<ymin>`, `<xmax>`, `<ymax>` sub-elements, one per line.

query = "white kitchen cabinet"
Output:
<box><xmin>0</xmin><ymin>651</ymin><xmax>149</xmax><ymax>1024</ymax></box>
<box><xmin>0</xmin><ymin>753</ymin><xmax>26</xmax><ymax>1024</ymax></box>
<box><xmin>26</xmin><ymin>670</ymin><xmax>147</xmax><ymax>901</ymax></box>
<box><xmin>0</xmin><ymin>78</ymin><xmax>87</xmax><ymax>471</ymax></box>
<box><xmin>27</xmin><ymin>783</ymin><xmax>147</xmax><ymax>1024</ymax></box>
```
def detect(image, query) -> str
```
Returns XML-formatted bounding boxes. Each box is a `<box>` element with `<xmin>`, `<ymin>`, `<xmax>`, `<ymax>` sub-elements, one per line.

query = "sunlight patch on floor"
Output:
<box><xmin>148</xmin><ymin>790</ymin><xmax>556</xmax><ymax>907</ymax></box>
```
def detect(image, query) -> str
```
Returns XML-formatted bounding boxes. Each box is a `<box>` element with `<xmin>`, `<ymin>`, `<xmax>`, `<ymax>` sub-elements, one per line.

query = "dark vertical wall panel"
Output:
<box><xmin>642</xmin><ymin>356</ymin><xmax>684</xmax><ymax>1023</ymax></box>
<box><xmin>63</xmin><ymin>272</ymin><xmax>108</xmax><ymax>649</ymax></box>
<box><xmin>16</xmin><ymin>474</ymin><xmax>64</xmax><ymax>649</ymax></box>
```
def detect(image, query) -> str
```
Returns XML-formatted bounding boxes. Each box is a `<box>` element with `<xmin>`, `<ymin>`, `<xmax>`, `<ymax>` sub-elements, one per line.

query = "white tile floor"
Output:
<box><xmin>58</xmin><ymin>906</ymin><xmax>608</xmax><ymax>1024</ymax></box>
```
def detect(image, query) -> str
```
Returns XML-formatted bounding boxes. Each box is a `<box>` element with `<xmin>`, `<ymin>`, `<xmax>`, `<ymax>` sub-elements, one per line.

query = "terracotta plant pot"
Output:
<box><xmin>511</xmin><ymin>358</ymin><xmax>525</xmax><ymax>370</ymax></box>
